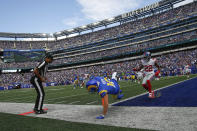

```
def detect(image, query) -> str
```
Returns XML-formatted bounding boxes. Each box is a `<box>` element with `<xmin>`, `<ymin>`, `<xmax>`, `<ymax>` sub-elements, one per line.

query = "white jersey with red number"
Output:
<box><xmin>184</xmin><ymin>65</ymin><xmax>189</xmax><ymax>70</ymax></box>
<box><xmin>141</xmin><ymin>58</ymin><xmax>156</xmax><ymax>75</ymax></box>
<box><xmin>184</xmin><ymin>65</ymin><xmax>191</xmax><ymax>74</ymax></box>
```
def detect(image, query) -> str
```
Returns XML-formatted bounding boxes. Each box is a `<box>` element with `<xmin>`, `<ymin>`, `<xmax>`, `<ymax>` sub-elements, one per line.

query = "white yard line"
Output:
<box><xmin>68</xmin><ymin>101</ymin><xmax>80</xmax><ymax>104</ymax></box>
<box><xmin>111</xmin><ymin>76</ymin><xmax>197</xmax><ymax>105</ymax></box>
<box><xmin>86</xmin><ymin>101</ymin><xmax>98</xmax><ymax>105</ymax></box>
<box><xmin>55</xmin><ymin>101</ymin><xmax>67</xmax><ymax>104</ymax></box>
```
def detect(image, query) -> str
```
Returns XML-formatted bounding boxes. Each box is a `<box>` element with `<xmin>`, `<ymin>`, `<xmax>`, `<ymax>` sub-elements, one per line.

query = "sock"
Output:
<box><xmin>102</xmin><ymin>98</ymin><xmax>105</xmax><ymax>107</ymax></box>
<box><xmin>147</xmin><ymin>80</ymin><xmax>152</xmax><ymax>93</ymax></box>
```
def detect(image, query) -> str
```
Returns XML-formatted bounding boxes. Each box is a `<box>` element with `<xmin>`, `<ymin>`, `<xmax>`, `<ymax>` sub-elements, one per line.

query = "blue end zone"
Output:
<box><xmin>113</xmin><ymin>77</ymin><xmax>197</xmax><ymax>107</ymax></box>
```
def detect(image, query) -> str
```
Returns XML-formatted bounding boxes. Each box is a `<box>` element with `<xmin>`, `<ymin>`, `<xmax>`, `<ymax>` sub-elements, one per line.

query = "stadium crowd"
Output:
<box><xmin>0</xmin><ymin>49</ymin><xmax>196</xmax><ymax>88</ymax></box>
<box><xmin>52</xmin><ymin>30</ymin><xmax>197</xmax><ymax>64</ymax></box>
<box><xmin>1</xmin><ymin>27</ymin><xmax>197</xmax><ymax>68</ymax></box>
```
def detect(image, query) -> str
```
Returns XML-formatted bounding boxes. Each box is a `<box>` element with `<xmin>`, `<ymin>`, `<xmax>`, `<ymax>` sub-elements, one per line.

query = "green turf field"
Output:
<box><xmin>0</xmin><ymin>74</ymin><xmax>196</xmax><ymax>105</ymax></box>
<box><xmin>0</xmin><ymin>74</ymin><xmax>196</xmax><ymax>131</ymax></box>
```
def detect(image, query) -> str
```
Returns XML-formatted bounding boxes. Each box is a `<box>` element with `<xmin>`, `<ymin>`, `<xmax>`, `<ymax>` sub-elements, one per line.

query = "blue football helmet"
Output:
<box><xmin>144</xmin><ymin>51</ymin><xmax>151</xmax><ymax>60</ymax></box>
<box><xmin>86</xmin><ymin>79</ymin><xmax>98</xmax><ymax>92</ymax></box>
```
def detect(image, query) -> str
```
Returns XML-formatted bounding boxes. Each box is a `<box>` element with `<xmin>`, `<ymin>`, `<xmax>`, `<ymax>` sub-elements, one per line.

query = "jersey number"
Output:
<box><xmin>144</xmin><ymin>65</ymin><xmax>153</xmax><ymax>72</ymax></box>
<box><xmin>104</xmin><ymin>78</ymin><xmax>115</xmax><ymax>87</ymax></box>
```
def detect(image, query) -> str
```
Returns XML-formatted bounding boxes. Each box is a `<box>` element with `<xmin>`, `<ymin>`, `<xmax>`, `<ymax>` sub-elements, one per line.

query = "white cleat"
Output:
<box><xmin>148</xmin><ymin>91</ymin><xmax>155</xmax><ymax>99</ymax></box>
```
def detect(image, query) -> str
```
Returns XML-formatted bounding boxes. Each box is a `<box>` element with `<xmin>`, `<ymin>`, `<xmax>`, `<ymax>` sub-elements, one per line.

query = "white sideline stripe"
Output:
<box><xmin>45</xmin><ymin>93</ymin><xmax>87</xmax><ymax>102</ymax></box>
<box><xmin>55</xmin><ymin>101</ymin><xmax>67</xmax><ymax>104</ymax></box>
<box><xmin>111</xmin><ymin>76</ymin><xmax>197</xmax><ymax>105</ymax></box>
<box><xmin>69</xmin><ymin>101</ymin><xmax>80</xmax><ymax>104</ymax></box>
<box><xmin>86</xmin><ymin>101</ymin><xmax>98</xmax><ymax>105</ymax></box>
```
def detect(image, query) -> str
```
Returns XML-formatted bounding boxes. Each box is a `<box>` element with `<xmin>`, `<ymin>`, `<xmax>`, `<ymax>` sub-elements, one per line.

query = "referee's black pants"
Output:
<box><xmin>30</xmin><ymin>77</ymin><xmax>45</xmax><ymax>111</ymax></box>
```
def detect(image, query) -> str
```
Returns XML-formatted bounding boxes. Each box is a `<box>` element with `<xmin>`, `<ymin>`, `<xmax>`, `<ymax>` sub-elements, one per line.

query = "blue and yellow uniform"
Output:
<box><xmin>73</xmin><ymin>76</ymin><xmax>79</xmax><ymax>89</ymax></box>
<box><xmin>86</xmin><ymin>76</ymin><xmax>123</xmax><ymax>98</ymax></box>
<box><xmin>131</xmin><ymin>72</ymin><xmax>136</xmax><ymax>82</ymax></box>
<box><xmin>131</xmin><ymin>74</ymin><xmax>135</xmax><ymax>79</ymax></box>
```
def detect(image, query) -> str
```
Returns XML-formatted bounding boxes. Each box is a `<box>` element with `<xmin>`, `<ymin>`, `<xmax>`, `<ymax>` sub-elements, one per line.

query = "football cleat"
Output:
<box><xmin>34</xmin><ymin>109</ymin><xmax>47</xmax><ymax>114</ymax></box>
<box><xmin>149</xmin><ymin>91</ymin><xmax>161</xmax><ymax>98</ymax></box>
<box><xmin>96</xmin><ymin>115</ymin><xmax>105</xmax><ymax>119</ymax></box>
<box><xmin>148</xmin><ymin>91</ymin><xmax>155</xmax><ymax>99</ymax></box>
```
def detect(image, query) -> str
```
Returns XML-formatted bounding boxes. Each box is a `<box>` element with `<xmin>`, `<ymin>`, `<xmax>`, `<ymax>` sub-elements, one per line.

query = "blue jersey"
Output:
<box><xmin>94</xmin><ymin>77</ymin><xmax>120</xmax><ymax>97</ymax></box>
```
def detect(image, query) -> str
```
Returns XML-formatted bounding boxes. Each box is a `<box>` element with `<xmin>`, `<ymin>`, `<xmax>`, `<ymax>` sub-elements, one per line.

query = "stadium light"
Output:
<box><xmin>80</xmin><ymin>25</ymin><xmax>87</xmax><ymax>29</ymax></box>
<box><xmin>93</xmin><ymin>21</ymin><xmax>100</xmax><ymax>25</ymax></box>
<box><xmin>107</xmin><ymin>17</ymin><xmax>115</xmax><ymax>22</ymax></box>
<box><xmin>67</xmin><ymin>29</ymin><xmax>74</xmax><ymax>32</ymax></box>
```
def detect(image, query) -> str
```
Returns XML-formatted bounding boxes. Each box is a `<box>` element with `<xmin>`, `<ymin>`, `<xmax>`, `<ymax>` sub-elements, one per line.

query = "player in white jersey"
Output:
<box><xmin>133</xmin><ymin>52</ymin><xmax>160</xmax><ymax>98</ymax></box>
<box><xmin>183</xmin><ymin>64</ymin><xmax>191</xmax><ymax>78</ymax></box>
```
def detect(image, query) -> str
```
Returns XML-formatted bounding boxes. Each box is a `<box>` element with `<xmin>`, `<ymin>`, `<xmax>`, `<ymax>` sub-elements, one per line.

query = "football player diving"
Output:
<box><xmin>133</xmin><ymin>51</ymin><xmax>160</xmax><ymax>98</ymax></box>
<box><xmin>86</xmin><ymin>72</ymin><xmax>123</xmax><ymax>119</ymax></box>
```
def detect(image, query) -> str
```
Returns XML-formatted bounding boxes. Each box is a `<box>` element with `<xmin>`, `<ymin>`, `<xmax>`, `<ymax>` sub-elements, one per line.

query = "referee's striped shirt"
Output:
<box><xmin>35</xmin><ymin>61</ymin><xmax>48</xmax><ymax>79</ymax></box>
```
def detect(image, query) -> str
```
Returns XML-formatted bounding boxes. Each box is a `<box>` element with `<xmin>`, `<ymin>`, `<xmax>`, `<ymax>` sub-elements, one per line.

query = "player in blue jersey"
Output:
<box><xmin>86</xmin><ymin>72</ymin><xmax>123</xmax><ymax>119</ymax></box>
<box><xmin>73</xmin><ymin>76</ymin><xmax>79</xmax><ymax>89</ymax></box>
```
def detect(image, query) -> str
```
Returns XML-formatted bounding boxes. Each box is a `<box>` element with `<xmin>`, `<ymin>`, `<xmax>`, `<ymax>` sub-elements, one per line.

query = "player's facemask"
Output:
<box><xmin>87</xmin><ymin>85</ymin><xmax>98</xmax><ymax>92</ymax></box>
<box><xmin>144</xmin><ymin>52</ymin><xmax>151</xmax><ymax>60</ymax></box>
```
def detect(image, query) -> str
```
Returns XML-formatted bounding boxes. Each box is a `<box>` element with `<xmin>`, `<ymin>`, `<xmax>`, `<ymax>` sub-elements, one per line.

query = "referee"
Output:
<box><xmin>30</xmin><ymin>54</ymin><xmax>53</xmax><ymax>114</ymax></box>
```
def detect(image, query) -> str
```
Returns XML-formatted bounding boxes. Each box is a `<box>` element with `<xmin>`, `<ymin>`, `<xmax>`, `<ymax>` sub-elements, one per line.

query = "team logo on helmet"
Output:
<box><xmin>144</xmin><ymin>51</ymin><xmax>151</xmax><ymax>58</ymax></box>
<box><xmin>86</xmin><ymin>79</ymin><xmax>98</xmax><ymax>92</ymax></box>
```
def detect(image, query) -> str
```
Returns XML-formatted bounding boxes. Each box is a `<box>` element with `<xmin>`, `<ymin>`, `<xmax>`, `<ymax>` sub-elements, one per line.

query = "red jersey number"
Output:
<box><xmin>144</xmin><ymin>65</ymin><xmax>153</xmax><ymax>72</ymax></box>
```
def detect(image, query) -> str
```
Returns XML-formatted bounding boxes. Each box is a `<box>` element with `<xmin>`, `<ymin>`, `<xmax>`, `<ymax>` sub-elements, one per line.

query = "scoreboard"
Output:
<box><xmin>3</xmin><ymin>49</ymin><xmax>46</xmax><ymax>62</ymax></box>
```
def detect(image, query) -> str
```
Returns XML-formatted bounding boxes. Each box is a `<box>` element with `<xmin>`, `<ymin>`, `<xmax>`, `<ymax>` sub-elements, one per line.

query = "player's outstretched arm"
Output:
<box><xmin>133</xmin><ymin>64</ymin><xmax>143</xmax><ymax>72</ymax></box>
<box><xmin>102</xmin><ymin>94</ymin><xmax>108</xmax><ymax>115</ymax></box>
<box><xmin>96</xmin><ymin>94</ymin><xmax>108</xmax><ymax>119</ymax></box>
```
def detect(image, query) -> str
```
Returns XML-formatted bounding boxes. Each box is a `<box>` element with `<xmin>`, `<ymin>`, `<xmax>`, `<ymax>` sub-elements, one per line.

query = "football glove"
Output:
<box><xmin>117</xmin><ymin>94</ymin><xmax>124</xmax><ymax>99</ymax></box>
<box><xmin>96</xmin><ymin>114</ymin><xmax>105</xmax><ymax>119</ymax></box>
<box><xmin>133</xmin><ymin>68</ymin><xmax>137</xmax><ymax>71</ymax></box>
<box><xmin>155</xmin><ymin>70</ymin><xmax>160</xmax><ymax>77</ymax></box>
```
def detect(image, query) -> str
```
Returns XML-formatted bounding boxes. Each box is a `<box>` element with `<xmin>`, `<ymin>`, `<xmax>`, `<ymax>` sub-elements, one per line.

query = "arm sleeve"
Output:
<box><xmin>99</xmin><ymin>90</ymin><xmax>108</xmax><ymax>98</ymax></box>
<box><xmin>37</xmin><ymin>61</ymin><xmax>46</xmax><ymax>70</ymax></box>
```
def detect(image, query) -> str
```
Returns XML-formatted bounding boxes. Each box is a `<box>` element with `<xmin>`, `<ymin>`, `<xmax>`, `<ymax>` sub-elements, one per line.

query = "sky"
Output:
<box><xmin>0</xmin><ymin>0</ymin><xmax>194</xmax><ymax>34</ymax></box>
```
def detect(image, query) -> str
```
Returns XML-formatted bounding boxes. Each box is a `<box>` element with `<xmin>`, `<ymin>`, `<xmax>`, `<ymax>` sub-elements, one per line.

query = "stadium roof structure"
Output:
<box><xmin>0</xmin><ymin>0</ymin><xmax>185</xmax><ymax>39</ymax></box>
<box><xmin>0</xmin><ymin>32</ymin><xmax>53</xmax><ymax>38</ymax></box>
